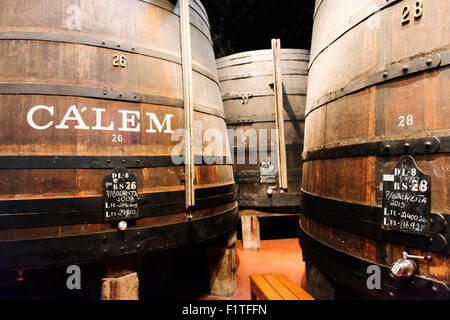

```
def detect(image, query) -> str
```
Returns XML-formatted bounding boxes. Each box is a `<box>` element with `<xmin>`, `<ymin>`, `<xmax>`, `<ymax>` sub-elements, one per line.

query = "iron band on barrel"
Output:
<box><xmin>0</xmin><ymin>184</ymin><xmax>237</xmax><ymax>229</ymax></box>
<box><xmin>216</xmin><ymin>51</ymin><xmax>310</xmax><ymax>69</ymax></box>
<box><xmin>301</xmin><ymin>191</ymin><xmax>450</xmax><ymax>253</ymax></box>
<box><xmin>222</xmin><ymin>87</ymin><xmax>307</xmax><ymax>102</ymax></box>
<box><xmin>218</xmin><ymin>70</ymin><xmax>309</xmax><ymax>82</ymax></box>
<box><xmin>0</xmin><ymin>155</ymin><xmax>231</xmax><ymax>169</ymax></box>
<box><xmin>0</xmin><ymin>31</ymin><xmax>218</xmax><ymax>85</ymax></box>
<box><xmin>227</xmin><ymin>116</ymin><xmax>305</xmax><ymax>125</ymax></box>
<box><xmin>0</xmin><ymin>83</ymin><xmax>225</xmax><ymax>119</ymax></box>
<box><xmin>303</xmin><ymin>136</ymin><xmax>450</xmax><ymax>161</ymax></box>
<box><xmin>0</xmin><ymin>204</ymin><xmax>239</xmax><ymax>270</ymax></box>
<box><xmin>238</xmin><ymin>193</ymin><xmax>302</xmax><ymax>208</ymax></box>
<box><xmin>306</xmin><ymin>49</ymin><xmax>450</xmax><ymax>117</ymax></box>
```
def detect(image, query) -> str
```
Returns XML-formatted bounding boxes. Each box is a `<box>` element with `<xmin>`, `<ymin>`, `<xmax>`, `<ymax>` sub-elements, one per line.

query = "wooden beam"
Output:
<box><xmin>241</xmin><ymin>215</ymin><xmax>261</xmax><ymax>251</ymax></box>
<box><xmin>207</xmin><ymin>231</ymin><xmax>237</xmax><ymax>297</ymax></box>
<box><xmin>271</xmin><ymin>39</ymin><xmax>288</xmax><ymax>191</ymax></box>
<box><xmin>101</xmin><ymin>273</ymin><xmax>139</xmax><ymax>300</ymax></box>
<box><xmin>180</xmin><ymin>0</ymin><xmax>195</xmax><ymax>209</ymax></box>
<box><xmin>240</xmin><ymin>209</ymin><xmax>301</xmax><ymax>218</ymax></box>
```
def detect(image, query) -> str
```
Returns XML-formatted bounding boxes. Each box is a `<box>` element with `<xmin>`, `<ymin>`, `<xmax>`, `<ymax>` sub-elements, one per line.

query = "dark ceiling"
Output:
<box><xmin>201</xmin><ymin>0</ymin><xmax>315</xmax><ymax>58</ymax></box>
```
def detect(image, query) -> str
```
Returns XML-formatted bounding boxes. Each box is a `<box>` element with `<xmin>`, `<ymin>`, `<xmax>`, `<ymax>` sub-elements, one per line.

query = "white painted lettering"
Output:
<box><xmin>27</xmin><ymin>105</ymin><xmax>54</xmax><ymax>130</ymax></box>
<box><xmin>55</xmin><ymin>105</ymin><xmax>90</xmax><ymax>130</ymax></box>
<box><xmin>146</xmin><ymin>113</ymin><xmax>174</xmax><ymax>134</ymax></box>
<box><xmin>118</xmin><ymin>110</ymin><xmax>140</xmax><ymax>132</ymax></box>
<box><xmin>92</xmin><ymin>108</ymin><xmax>114</xmax><ymax>131</ymax></box>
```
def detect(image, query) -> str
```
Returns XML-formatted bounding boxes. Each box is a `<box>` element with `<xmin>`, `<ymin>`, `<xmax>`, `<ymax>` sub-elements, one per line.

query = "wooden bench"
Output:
<box><xmin>250</xmin><ymin>273</ymin><xmax>315</xmax><ymax>300</ymax></box>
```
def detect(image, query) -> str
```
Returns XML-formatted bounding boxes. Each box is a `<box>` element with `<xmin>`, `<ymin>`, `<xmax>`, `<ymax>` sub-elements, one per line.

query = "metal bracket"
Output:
<box><xmin>303</xmin><ymin>135</ymin><xmax>448</xmax><ymax>161</ymax></box>
<box><xmin>236</xmin><ymin>117</ymin><xmax>254</xmax><ymax>124</ymax></box>
<box><xmin>234</xmin><ymin>73</ymin><xmax>251</xmax><ymax>80</ymax></box>
<box><xmin>379</xmin><ymin>136</ymin><xmax>441</xmax><ymax>155</ymax></box>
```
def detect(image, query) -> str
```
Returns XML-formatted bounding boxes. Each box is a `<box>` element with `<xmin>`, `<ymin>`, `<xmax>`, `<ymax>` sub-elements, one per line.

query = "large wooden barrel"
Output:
<box><xmin>216</xmin><ymin>49</ymin><xmax>309</xmax><ymax>210</ymax></box>
<box><xmin>0</xmin><ymin>0</ymin><xmax>238</xmax><ymax>282</ymax></box>
<box><xmin>300</xmin><ymin>0</ymin><xmax>450</xmax><ymax>299</ymax></box>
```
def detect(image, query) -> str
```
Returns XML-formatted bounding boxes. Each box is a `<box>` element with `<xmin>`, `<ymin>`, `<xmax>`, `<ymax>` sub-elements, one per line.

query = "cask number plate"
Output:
<box><xmin>103</xmin><ymin>167</ymin><xmax>140</xmax><ymax>222</ymax></box>
<box><xmin>382</xmin><ymin>155</ymin><xmax>431</xmax><ymax>236</ymax></box>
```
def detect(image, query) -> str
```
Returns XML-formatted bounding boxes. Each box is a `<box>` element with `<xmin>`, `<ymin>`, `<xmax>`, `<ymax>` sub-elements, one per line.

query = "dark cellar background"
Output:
<box><xmin>200</xmin><ymin>0</ymin><xmax>315</xmax><ymax>58</ymax></box>
<box><xmin>200</xmin><ymin>0</ymin><xmax>316</xmax><ymax>240</ymax></box>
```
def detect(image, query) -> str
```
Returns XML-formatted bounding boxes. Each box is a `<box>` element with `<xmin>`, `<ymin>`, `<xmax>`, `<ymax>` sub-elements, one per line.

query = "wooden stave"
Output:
<box><xmin>217</xmin><ymin>51</ymin><xmax>309</xmax><ymax>74</ymax></box>
<box><xmin>301</xmin><ymin>0</ymin><xmax>450</xmax><ymax>295</ymax></box>
<box><xmin>0</xmin><ymin>0</ymin><xmax>215</xmax><ymax>64</ymax></box>
<box><xmin>307</xmin><ymin>0</ymin><xmax>450</xmax><ymax>110</ymax></box>
<box><xmin>218</xmin><ymin>49</ymin><xmax>309</xmax><ymax>209</ymax></box>
<box><xmin>0</xmin><ymin>0</ymin><xmax>238</xmax><ymax>271</ymax></box>
<box><xmin>216</xmin><ymin>49</ymin><xmax>310</xmax><ymax>64</ymax></box>
<box><xmin>0</xmin><ymin>1</ymin><xmax>222</xmax><ymax>112</ymax></box>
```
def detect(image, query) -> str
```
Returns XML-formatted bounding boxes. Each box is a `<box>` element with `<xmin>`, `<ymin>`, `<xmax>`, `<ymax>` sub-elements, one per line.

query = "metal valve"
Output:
<box><xmin>267</xmin><ymin>185</ymin><xmax>288</xmax><ymax>197</ymax></box>
<box><xmin>390</xmin><ymin>251</ymin><xmax>432</xmax><ymax>278</ymax></box>
<box><xmin>117</xmin><ymin>221</ymin><xmax>128</xmax><ymax>231</ymax></box>
<box><xmin>267</xmin><ymin>186</ymin><xmax>278</xmax><ymax>198</ymax></box>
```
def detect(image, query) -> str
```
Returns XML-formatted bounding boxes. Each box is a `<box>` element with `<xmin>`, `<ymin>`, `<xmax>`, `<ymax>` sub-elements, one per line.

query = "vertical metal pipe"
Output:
<box><xmin>272</xmin><ymin>39</ymin><xmax>288</xmax><ymax>191</ymax></box>
<box><xmin>180</xmin><ymin>0</ymin><xmax>195</xmax><ymax>209</ymax></box>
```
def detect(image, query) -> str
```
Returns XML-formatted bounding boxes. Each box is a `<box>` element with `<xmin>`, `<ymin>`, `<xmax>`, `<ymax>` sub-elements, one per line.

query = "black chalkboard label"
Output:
<box><xmin>259</xmin><ymin>159</ymin><xmax>277</xmax><ymax>184</ymax></box>
<box><xmin>382</xmin><ymin>155</ymin><xmax>431</xmax><ymax>236</ymax></box>
<box><xmin>103</xmin><ymin>167</ymin><xmax>140</xmax><ymax>222</ymax></box>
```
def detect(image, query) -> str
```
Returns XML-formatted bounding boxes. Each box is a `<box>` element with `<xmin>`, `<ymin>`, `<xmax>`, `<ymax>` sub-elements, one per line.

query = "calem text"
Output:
<box><xmin>27</xmin><ymin>105</ymin><xmax>175</xmax><ymax>133</ymax></box>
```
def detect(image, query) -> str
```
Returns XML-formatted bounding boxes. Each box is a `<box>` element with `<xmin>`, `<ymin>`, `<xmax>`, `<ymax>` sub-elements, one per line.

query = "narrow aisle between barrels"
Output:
<box><xmin>201</xmin><ymin>239</ymin><xmax>306</xmax><ymax>300</ymax></box>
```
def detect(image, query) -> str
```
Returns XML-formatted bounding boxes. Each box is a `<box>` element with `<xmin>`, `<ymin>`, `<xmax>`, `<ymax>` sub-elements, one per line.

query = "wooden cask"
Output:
<box><xmin>217</xmin><ymin>49</ymin><xmax>309</xmax><ymax>210</ymax></box>
<box><xmin>300</xmin><ymin>0</ymin><xmax>450</xmax><ymax>299</ymax></box>
<box><xmin>0</xmin><ymin>0</ymin><xmax>238</xmax><ymax>280</ymax></box>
